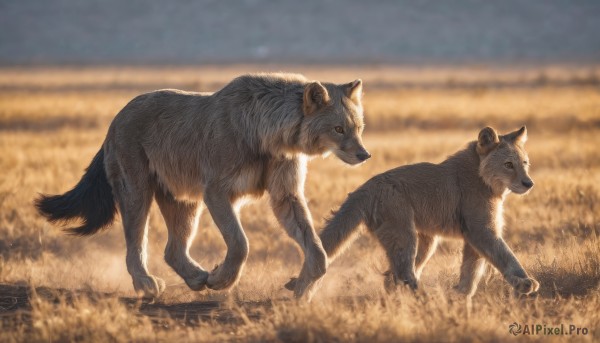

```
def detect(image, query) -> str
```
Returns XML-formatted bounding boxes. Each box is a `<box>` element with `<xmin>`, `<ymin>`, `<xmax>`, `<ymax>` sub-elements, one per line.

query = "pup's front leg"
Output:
<box><xmin>463</xmin><ymin>225</ymin><xmax>539</xmax><ymax>295</ymax></box>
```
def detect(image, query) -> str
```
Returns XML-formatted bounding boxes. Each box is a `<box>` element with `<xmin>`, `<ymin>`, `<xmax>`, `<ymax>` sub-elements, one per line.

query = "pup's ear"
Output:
<box><xmin>503</xmin><ymin>126</ymin><xmax>528</xmax><ymax>145</ymax></box>
<box><xmin>345</xmin><ymin>79</ymin><xmax>363</xmax><ymax>103</ymax></box>
<box><xmin>477</xmin><ymin>126</ymin><xmax>500</xmax><ymax>155</ymax></box>
<box><xmin>303</xmin><ymin>81</ymin><xmax>330</xmax><ymax>115</ymax></box>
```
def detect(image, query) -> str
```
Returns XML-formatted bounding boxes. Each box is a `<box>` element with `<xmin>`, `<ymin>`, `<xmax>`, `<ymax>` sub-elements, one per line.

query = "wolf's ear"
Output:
<box><xmin>345</xmin><ymin>79</ymin><xmax>363</xmax><ymax>103</ymax></box>
<box><xmin>303</xmin><ymin>81</ymin><xmax>330</xmax><ymax>115</ymax></box>
<box><xmin>477</xmin><ymin>126</ymin><xmax>500</xmax><ymax>155</ymax></box>
<box><xmin>503</xmin><ymin>126</ymin><xmax>528</xmax><ymax>145</ymax></box>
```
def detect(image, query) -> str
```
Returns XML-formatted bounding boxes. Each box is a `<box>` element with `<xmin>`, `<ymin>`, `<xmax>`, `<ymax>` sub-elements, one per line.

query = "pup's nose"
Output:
<box><xmin>522</xmin><ymin>179</ymin><xmax>534</xmax><ymax>188</ymax></box>
<box><xmin>356</xmin><ymin>151</ymin><xmax>371</xmax><ymax>161</ymax></box>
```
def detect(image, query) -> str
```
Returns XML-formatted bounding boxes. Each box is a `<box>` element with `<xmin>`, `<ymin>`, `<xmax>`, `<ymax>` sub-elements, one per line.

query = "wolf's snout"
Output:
<box><xmin>356</xmin><ymin>151</ymin><xmax>371</xmax><ymax>162</ymax></box>
<box><xmin>521</xmin><ymin>179</ymin><xmax>534</xmax><ymax>189</ymax></box>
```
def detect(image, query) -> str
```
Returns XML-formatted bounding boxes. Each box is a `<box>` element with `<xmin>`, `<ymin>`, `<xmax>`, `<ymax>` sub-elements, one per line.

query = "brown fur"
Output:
<box><xmin>36</xmin><ymin>73</ymin><xmax>370</xmax><ymax>298</ymax></box>
<box><xmin>287</xmin><ymin>126</ymin><xmax>539</xmax><ymax>300</ymax></box>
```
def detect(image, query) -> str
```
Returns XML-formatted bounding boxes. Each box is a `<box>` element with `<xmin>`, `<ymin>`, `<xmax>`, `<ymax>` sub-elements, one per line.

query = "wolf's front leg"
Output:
<box><xmin>271</xmin><ymin>193</ymin><xmax>327</xmax><ymax>300</ymax></box>
<box><xmin>268</xmin><ymin>158</ymin><xmax>327</xmax><ymax>300</ymax></box>
<box><xmin>203</xmin><ymin>186</ymin><xmax>249</xmax><ymax>290</ymax></box>
<box><xmin>463</xmin><ymin>225</ymin><xmax>539</xmax><ymax>295</ymax></box>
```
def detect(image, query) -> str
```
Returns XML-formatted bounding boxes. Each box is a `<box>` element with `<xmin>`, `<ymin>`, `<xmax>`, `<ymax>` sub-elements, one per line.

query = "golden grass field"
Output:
<box><xmin>0</xmin><ymin>65</ymin><xmax>599</xmax><ymax>342</ymax></box>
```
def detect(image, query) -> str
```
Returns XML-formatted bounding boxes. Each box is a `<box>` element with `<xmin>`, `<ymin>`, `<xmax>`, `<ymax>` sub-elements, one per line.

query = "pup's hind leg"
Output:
<box><xmin>374</xmin><ymin>220</ymin><xmax>418</xmax><ymax>293</ymax></box>
<box><xmin>414</xmin><ymin>233</ymin><xmax>438</xmax><ymax>279</ymax></box>
<box><xmin>455</xmin><ymin>242</ymin><xmax>486</xmax><ymax>296</ymax></box>
<box><xmin>155</xmin><ymin>190</ymin><xmax>209</xmax><ymax>291</ymax></box>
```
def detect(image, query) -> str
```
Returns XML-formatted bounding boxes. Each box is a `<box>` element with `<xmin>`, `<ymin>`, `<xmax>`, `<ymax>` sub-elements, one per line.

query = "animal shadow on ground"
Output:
<box><xmin>0</xmin><ymin>283</ymin><xmax>269</xmax><ymax>329</ymax></box>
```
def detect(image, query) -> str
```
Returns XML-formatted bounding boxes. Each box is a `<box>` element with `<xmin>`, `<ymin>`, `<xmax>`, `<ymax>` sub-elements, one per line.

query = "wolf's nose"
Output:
<box><xmin>356</xmin><ymin>151</ymin><xmax>371</xmax><ymax>161</ymax></box>
<box><xmin>522</xmin><ymin>180</ymin><xmax>534</xmax><ymax>188</ymax></box>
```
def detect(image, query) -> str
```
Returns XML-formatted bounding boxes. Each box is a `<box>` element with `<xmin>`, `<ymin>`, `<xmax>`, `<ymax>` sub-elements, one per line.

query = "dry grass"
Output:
<box><xmin>0</xmin><ymin>65</ymin><xmax>599</xmax><ymax>342</ymax></box>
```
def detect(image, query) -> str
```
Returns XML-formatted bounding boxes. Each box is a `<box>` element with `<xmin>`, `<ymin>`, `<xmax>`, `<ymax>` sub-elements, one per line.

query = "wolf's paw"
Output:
<box><xmin>514</xmin><ymin>277</ymin><xmax>540</xmax><ymax>294</ymax></box>
<box><xmin>133</xmin><ymin>274</ymin><xmax>165</xmax><ymax>298</ymax></box>
<box><xmin>184</xmin><ymin>270</ymin><xmax>209</xmax><ymax>291</ymax></box>
<box><xmin>284</xmin><ymin>277</ymin><xmax>298</xmax><ymax>291</ymax></box>
<box><xmin>206</xmin><ymin>264</ymin><xmax>240</xmax><ymax>290</ymax></box>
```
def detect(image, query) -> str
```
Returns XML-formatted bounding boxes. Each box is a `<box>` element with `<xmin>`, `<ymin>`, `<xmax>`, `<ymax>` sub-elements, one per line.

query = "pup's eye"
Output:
<box><xmin>334</xmin><ymin>126</ymin><xmax>344</xmax><ymax>134</ymax></box>
<box><xmin>504</xmin><ymin>162</ymin><xmax>514</xmax><ymax>169</ymax></box>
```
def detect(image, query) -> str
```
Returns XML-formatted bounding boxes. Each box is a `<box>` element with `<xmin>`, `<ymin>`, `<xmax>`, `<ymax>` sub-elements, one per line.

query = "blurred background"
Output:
<box><xmin>1</xmin><ymin>0</ymin><xmax>599</xmax><ymax>66</ymax></box>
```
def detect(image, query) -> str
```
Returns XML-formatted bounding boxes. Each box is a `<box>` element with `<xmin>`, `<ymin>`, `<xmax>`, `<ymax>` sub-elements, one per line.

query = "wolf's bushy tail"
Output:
<box><xmin>320</xmin><ymin>189</ymin><xmax>369</xmax><ymax>260</ymax></box>
<box><xmin>35</xmin><ymin>148</ymin><xmax>117</xmax><ymax>236</ymax></box>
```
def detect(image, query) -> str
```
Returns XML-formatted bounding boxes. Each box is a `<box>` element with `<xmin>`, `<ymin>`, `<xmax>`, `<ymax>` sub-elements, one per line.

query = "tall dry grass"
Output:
<box><xmin>0</xmin><ymin>66</ymin><xmax>599</xmax><ymax>342</ymax></box>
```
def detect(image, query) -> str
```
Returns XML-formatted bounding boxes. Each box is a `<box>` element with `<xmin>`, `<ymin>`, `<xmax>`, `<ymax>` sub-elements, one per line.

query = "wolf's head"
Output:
<box><xmin>299</xmin><ymin>79</ymin><xmax>370</xmax><ymax>165</ymax></box>
<box><xmin>476</xmin><ymin>126</ymin><xmax>533</xmax><ymax>195</ymax></box>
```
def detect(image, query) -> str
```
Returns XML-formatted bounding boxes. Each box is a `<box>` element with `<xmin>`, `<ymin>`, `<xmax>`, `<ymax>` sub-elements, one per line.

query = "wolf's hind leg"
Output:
<box><xmin>112</xmin><ymin>173</ymin><xmax>165</xmax><ymax>298</ymax></box>
<box><xmin>455</xmin><ymin>242</ymin><xmax>486</xmax><ymax>296</ymax></box>
<box><xmin>155</xmin><ymin>190</ymin><xmax>209</xmax><ymax>291</ymax></box>
<box><xmin>373</xmin><ymin>220</ymin><xmax>418</xmax><ymax>294</ymax></box>
<box><xmin>203</xmin><ymin>187</ymin><xmax>249</xmax><ymax>290</ymax></box>
<box><xmin>414</xmin><ymin>233</ymin><xmax>438</xmax><ymax>279</ymax></box>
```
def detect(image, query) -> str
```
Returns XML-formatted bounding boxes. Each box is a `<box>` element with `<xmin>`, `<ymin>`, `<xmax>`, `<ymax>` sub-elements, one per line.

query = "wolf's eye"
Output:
<box><xmin>334</xmin><ymin>126</ymin><xmax>344</xmax><ymax>134</ymax></box>
<box><xmin>504</xmin><ymin>162</ymin><xmax>514</xmax><ymax>169</ymax></box>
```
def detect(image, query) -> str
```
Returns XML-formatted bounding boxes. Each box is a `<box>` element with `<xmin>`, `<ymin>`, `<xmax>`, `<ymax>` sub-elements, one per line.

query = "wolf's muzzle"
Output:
<box><xmin>356</xmin><ymin>151</ymin><xmax>371</xmax><ymax>162</ymax></box>
<box><xmin>521</xmin><ymin>179</ymin><xmax>534</xmax><ymax>189</ymax></box>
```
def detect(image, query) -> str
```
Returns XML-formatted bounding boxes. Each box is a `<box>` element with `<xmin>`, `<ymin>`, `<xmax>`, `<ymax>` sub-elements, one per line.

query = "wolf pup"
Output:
<box><xmin>36</xmin><ymin>73</ymin><xmax>370</xmax><ymax>298</ymax></box>
<box><xmin>287</xmin><ymin>126</ymin><xmax>538</xmax><ymax>300</ymax></box>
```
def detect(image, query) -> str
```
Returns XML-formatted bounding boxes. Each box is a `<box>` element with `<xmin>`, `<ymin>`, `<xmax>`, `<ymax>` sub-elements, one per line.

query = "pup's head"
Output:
<box><xmin>476</xmin><ymin>126</ymin><xmax>533</xmax><ymax>195</ymax></box>
<box><xmin>299</xmin><ymin>79</ymin><xmax>370</xmax><ymax>165</ymax></box>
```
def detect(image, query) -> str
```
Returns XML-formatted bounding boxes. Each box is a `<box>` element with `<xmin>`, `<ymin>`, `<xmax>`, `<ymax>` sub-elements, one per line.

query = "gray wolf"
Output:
<box><xmin>35</xmin><ymin>73</ymin><xmax>369</xmax><ymax>298</ymax></box>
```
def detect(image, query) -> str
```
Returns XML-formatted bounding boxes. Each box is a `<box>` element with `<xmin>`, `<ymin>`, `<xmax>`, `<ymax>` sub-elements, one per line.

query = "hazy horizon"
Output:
<box><xmin>1</xmin><ymin>0</ymin><xmax>599</xmax><ymax>66</ymax></box>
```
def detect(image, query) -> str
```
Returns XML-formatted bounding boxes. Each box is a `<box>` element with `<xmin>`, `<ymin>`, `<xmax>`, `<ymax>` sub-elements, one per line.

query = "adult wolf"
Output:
<box><xmin>287</xmin><ymin>126</ymin><xmax>539</xmax><ymax>300</ymax></box>
<box><xmin>35</xmin><ymin>73</ymin><xmax>370</xmax><ymax>298</ymax></box>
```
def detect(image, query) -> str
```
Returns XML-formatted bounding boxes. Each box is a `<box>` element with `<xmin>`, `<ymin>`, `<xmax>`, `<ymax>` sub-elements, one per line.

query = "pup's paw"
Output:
<box><xmin>514</xmin><ymin>277</ymin><xmax>540</xmax><ymax>294</ymax></box>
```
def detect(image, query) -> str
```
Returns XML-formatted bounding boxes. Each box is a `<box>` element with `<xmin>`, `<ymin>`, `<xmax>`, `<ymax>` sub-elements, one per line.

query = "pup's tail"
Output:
<box><xmin>320</xmin><ymin>189</ymin><xmax>369</xmax><ymax>260</ymax></box>
<box><xmin>34</xmin><ymin>148</ymin><xmax>117</xmax><ymax>236</ymax></box>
